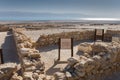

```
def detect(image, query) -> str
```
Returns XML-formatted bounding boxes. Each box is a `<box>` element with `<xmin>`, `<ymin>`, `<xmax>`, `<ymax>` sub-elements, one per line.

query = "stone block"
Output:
<box><xmin>0</xmin><ymin>63</ymin><xmax>17</xmax><ymax>80</ymax></box>
<box><xmin>67</xmin><ymin>57</ymin><xmax>78</xmax><ymax>66</ymax></box>
<box><xmin>78</xmin><ymin>43</ymin><xmax>92</xmax><ymax>53</ymax></box>
<box><xmin>54</xmin><ymin>72</ymin><xmax>66</xmax><ymax>80</ymax></box>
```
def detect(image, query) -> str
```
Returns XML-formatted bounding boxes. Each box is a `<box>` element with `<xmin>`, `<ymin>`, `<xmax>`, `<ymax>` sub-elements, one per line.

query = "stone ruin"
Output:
<box><xmin>12</xmin><ymin>28</ymin><xmax>49</xmax><ymax>80</ymax></box>
<box><xmin>54</xmin><ymin>42</ymin><xmax>120</xmax><ymax>80</ymax></box>
<box><xmin>0</xmin><ymin>28</ymin><xmax>120</xmax><ymax>80</ymax></box>
<box><xmin>36</xmin><ymin>29</ymin><xmax>120</xmax><ymax>47</ymax></box>
<box><xmin>0</xmin><ymin>63</ymin><xmax>18</xmax><ymax>80</ymax></box>
<box><xmin>0</xmin><ymin>28</ymin><xmax>51</xmax><ymax>80</ymax></box>
<box><xmin>36</xmin><ymin>30</ymin><xmax>94</xmax><ymax>47</ymax></box>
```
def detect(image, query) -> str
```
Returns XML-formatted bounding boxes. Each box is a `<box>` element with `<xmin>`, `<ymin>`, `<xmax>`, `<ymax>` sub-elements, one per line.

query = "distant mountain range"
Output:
<box><xmin>0</xmin><ymin>11</ymin><xmax>120</xmax><ymax>24</ymax></box>
<box><xmin>0</xmin><ymin>11</ymin><xmax>93</xmax><ymax>20</ymax></box>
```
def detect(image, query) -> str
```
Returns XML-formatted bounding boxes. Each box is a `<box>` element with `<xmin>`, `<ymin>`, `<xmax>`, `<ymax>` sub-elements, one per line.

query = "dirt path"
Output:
<box><xmin>37</xmin><ymin>40</ymin><xmax>91</xmax><ymax>76</ymax></box>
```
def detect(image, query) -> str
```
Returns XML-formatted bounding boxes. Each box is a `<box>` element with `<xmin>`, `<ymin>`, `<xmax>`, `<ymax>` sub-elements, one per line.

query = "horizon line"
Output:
<box><xmin>0</xmin><ymin>18</ymin><xmax>120</xmax><ymax>21</ymax></box>
<box><xmin>79</xmin><ymin>18</ymin><xmax>120</xmax><ymax>21</ymax></box>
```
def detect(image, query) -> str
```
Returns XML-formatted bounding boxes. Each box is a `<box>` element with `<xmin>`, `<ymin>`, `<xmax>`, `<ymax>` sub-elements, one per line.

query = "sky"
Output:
<box><xmin>0</xmin><ymin>0</ymin><xmax>120</xmax><ymax>20</ymax></box>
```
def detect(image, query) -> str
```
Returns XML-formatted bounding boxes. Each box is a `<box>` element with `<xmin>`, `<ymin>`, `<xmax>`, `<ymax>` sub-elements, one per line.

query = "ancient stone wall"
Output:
<box><xmin>12</xmin><ymin>28</ymin><xmax>46</xmax><ymax>80</ymax></box>
<box><xmin>54</xmin><ymin>41</ymin><xmax>120</xmax><ymax>80</ymax></box>
<box><xmin>104</xmin><ymin>30</ymin><xmax>120</xmax><ymax>41</ymax></box>
<box><xmin>0</xmin><ymin>26</ymin><xmax>9</xmax><ymax>32</ymax></box>
<box><xmin>36</xmin><ymin>29</ymin><xmax>120</xmax><ymax>47</ymax></box>
<box><xmin>36</xmin><ymin>30</ymin><xmax>95</xmax><ymax>47</ymax></box>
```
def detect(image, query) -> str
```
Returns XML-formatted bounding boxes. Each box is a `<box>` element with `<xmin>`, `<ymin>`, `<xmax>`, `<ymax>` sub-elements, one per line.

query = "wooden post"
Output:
<box><xmin>71</xmin><ymin>38</ymin><xmax>73</xmax><ymax>57</ymax></box>
<box><xmin>94</xmin><ymin>29</ymin><xmax>97</xmax><ymax>41</ymax></box>
<box><xmin>0</xmin><ymin>49</ymin><xmax>3</xmax><ymax>64</ymax></box>
<box><xmin>58</xmin><ymin>38</ymin><xmax>60</xmax><ymax>60</ymax></box>
<box><xmin>102</xmin><ymin>29</ymin><xmax>104</xmax><ymax>41</ymax></box>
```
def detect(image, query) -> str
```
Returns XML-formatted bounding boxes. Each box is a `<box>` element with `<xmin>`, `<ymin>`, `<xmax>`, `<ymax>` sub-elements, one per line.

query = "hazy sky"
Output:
<box><xmin>0</xmin><ymin>0</ymin><xmax>120</xmax><ymax>20</ymax></box>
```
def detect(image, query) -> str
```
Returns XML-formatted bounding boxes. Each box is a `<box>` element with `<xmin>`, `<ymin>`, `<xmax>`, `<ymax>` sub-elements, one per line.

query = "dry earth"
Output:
<box><xmin>37</xmin><ymin>40</ymin><xmax>86</xmax><ymax>76</ymax></box>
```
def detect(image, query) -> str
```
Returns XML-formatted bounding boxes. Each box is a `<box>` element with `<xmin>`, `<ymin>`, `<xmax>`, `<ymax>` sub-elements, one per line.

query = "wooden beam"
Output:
<box><xmin>0</xmin><ymin>49</ymin><xmax>4</xmax><ymax>64</ymax></box>
<box><xmin>71</xmin><ymin>38</ymin><xmax>73</xmax><ymax>57</ymax></box>
<box><xmin>58</xmin><ymin>38</ymin><xmax>60</xmax><ymax>60</ymax></box>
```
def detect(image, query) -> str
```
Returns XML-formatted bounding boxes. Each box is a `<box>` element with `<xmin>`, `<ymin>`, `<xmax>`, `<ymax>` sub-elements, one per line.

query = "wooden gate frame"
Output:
<box><xmin>58</xmin><ymin>38</ymin><xmax>73</xmax><ymax>60</ymax></box>
<box><xmin>94</xmin><ymin>29</ymin><xmax>104</xmax><ymax>41</ymax></box>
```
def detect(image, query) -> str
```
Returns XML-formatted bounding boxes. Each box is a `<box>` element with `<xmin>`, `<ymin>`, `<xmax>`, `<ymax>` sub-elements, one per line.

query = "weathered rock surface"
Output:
<box><xmin>36</xmin><ymin>31</ymin><xmax>94</xmax><ymax>47</ymax></box>
<box><xmin>12</xmin><ymin>28</ymin><xmax>45</xmax><ymax>80</ymax></box>
<box><xmin>0</xmin><ymin>63</ymin><xmax>17</xmax><ymax>80</ymax></box>
<box><xmin>54</xmin><ymin>41</ymin><xmax>120</xmax><ymax>80</ymax></box>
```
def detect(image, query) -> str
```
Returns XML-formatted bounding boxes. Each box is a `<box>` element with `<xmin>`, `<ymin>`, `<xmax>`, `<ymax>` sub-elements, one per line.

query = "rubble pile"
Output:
<box><xmin>37</xmin><ymin>30</ymin><xmax>94</xmax><ymax>47</ymax></box>
<box><xmin>54</xmin><ymin>41</ymin><xmax>120</xmax><ymax>80</ymax></box>
<box><xmin>12</xmin><ymin>29</ymin><xmax>48</xmax><ymax>80</ymax></box>
<box><xmin>0</xmin><ymin>63</ymin><xmax>18</xmax><ymax>80</ymax></box>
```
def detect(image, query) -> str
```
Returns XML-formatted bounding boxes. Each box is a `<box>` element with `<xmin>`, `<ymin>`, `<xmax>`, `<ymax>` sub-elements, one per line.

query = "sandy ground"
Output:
<box><xmin>0</xmin><ymin>31</ymin><xmax>19</xmax><ymax>63</ymax></box>
<box><xmin>73</xmin><ymin>25</ymin><xmax>120</xmax><ymax>30</ymax></box>
<box><xmin>37</xmin><ymin>40</ymin><xmax>91</xmax><ymax>76</ymax></box>
<box><xmin>0</xmin><ymin>32</ymin><xmax>7</xmax><ymax>47</ymax></box>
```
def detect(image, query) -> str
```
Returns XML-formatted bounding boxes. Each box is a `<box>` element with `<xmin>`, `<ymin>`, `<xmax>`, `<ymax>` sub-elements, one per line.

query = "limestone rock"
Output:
<box><xmin>91</xmin><ymin>42</ymin><xmax>108</xmax><ymax>53</ymax></box>
<box><xmin>67</xmin><ymin>57</ymin><xmax>79</xmax><ymax>66</ymax></box>
<box><xmin>65</xmin><ymin>71</ymin><xmax>74</xmax><ymax>80</ymax></box>
<box><xmin>0</xmin><ymin>63</ymin><xmax>17</xmax><ymax>80</ymax></box>
<box><xmin>78</xmin><ymin>43</ymin><xmax>92</xmax><ymax>53</ymax></box>
<box><xmin>54</xmin><ymin>72</ymin><xmax>66</xmax><ymax>80</ymax></box>
<box><xmin>74</xmin><ymin>69</ymin><xmax>85</xmax><ymax>77</ymax></box>
<box><xmin>23</xmin><ymin>72</ymin><xmax>33</xmax><ymax>80</ymax></box>
<box><xmin>28</xmin><ymin>52</ymin><xmax>41</xmax><ymax>58</ymax></box>
<box><xmin>11</xmin><ymin>73</ymin><xmax>23</xmax><ymax>80</ymax></box>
